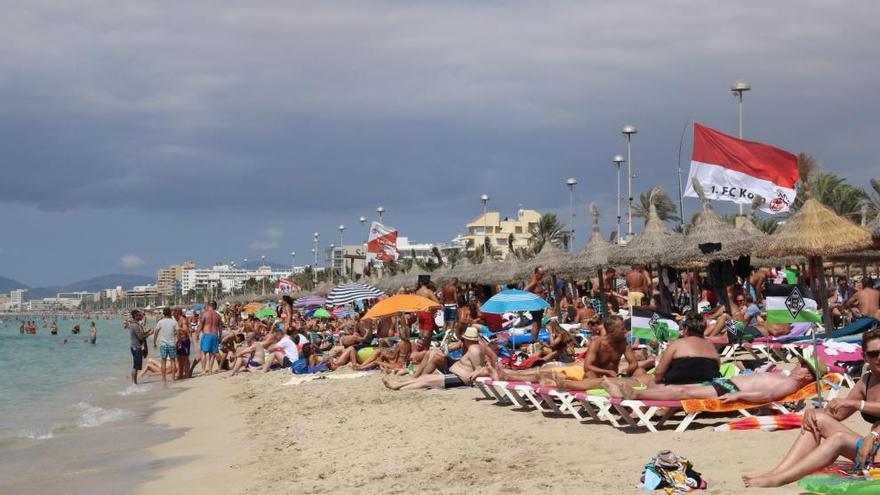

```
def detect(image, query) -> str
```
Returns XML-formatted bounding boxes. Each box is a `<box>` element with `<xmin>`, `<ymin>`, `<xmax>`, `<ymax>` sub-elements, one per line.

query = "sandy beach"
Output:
<box><xmin>134</xmin><ymin>370</ymin><xmax>847</xmax><ymax>494</ymax></box>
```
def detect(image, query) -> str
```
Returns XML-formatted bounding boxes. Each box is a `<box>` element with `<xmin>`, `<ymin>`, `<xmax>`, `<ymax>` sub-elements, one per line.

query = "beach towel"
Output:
<box><xmin>713</xmin><ymin>413</ymin><xmax>803</xmax><ymax>432</ymax></box>
<box><xmin>680</xmin><ymin>377</ymin><xmax>835</xmax><ymax>413</ymax></box>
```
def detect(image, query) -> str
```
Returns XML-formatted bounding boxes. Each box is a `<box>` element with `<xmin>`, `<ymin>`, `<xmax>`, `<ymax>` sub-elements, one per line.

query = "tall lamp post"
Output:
<box><xmin>480</xmin><ymin>194</ymin><xmax>489</xmax><ymax>254</ymax></box>
<box><xmin>565</xmin><ymin>178</ymin><xmax>577</xmax><ymax>251</ymax></box>
<box><xmin>329</xmin><ymin>244</ymin><xmax>335</xmax><ymax>284</ymax></box>
<box><xmin>612</xmin><ymin>155</ymin><xmax>625</xmax><ymax>244</ymax></box>
<box><xmin>732</xmin><ymin>79</ymin><xmax>751</xmax><ymax>217</ymax></box>
<box><xmin>260</xmin><ymin>255</ymin><xmax>266</xmax><ymax>295</ymax></box>
<box><xmin>376</xmin><ymin>206</ymin><xmax>385</xmax><ymax>222</ymax></box>
<box><xmin>338</xmin><ymin>225</ymin><xmax>346</xmax><ymax>280</ymax></box>
<box><xmin>622</xmin><ymin>125</ymin><xmax>637</xmax><ymax>240</ymax></box>
<box><xmin>290</xmin><ymin>251</ymin><xmax>296</xmax><ymax>275</ymax></box>
<box><xmin>313</xmin><ymin>233</ymin><xmax>320</xmax><ymax>283</ymax></box>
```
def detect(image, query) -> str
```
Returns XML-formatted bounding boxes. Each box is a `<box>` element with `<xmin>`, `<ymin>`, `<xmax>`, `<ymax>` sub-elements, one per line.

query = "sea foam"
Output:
<box><xmin>76</xmin><ymin>402</ymin><xmax>133</xmax><ymax>428</ymax></box>
<box><xmin>117</xmin><ymin>383</ymin><xmax>155</xmax><ymax>396</ymax></box>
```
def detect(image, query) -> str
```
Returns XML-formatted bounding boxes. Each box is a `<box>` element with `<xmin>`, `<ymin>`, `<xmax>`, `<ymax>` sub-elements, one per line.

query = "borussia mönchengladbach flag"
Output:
<box><xmin>631</xmin><ymin>308</ymin><xmax>680</xmax><ymax>341</ymax></box>
<box><xmin>764</xmin><ymin>284</ymin><xmax>822</xmax><ymax>324</ymax></box>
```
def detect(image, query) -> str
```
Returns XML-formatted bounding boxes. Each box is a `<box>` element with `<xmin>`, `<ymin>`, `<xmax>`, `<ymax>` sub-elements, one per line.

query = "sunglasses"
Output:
<box><xmin>866</xmin><ymin>350</ymin><xmax>880</xmax><ymax>359</ymax></box>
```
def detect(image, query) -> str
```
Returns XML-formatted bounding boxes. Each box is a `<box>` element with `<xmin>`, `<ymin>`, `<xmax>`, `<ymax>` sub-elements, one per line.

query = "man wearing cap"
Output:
<box><xmin>605</xmin><ymin>356</ymin><xmax>824</xmax><ymax>403</ymax></box>
<box><xmin>382</xmin><ymin>326</ymin><xmax>488</xmax><ymax>390</ymax></box>
<box><xmin>126</xmin><ymin>309</ymin><xmax>148</xmax><ymax>385</ymax></box>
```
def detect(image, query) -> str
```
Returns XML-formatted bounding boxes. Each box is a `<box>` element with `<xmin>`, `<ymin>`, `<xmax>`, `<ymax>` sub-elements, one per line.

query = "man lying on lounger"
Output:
<box><xmin>485</xmin><ymin>315</ymin><xmax>648</xmax><ymax>390</ymax></box>
<box><xmin>604</xmin><ymin>356</ymin><xmax>825</xmax><ymax>403</ymax></box>
<box><xmin>382</xmin><ymin>326</ymin><xmax>488</xmax><ymax>390</ymax></box>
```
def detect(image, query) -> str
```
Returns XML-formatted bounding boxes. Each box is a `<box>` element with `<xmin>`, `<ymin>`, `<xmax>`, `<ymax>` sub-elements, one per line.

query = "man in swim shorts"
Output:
<box><xmin>524</xmin><ymin>267</ymin><xmax>547</xmax><ymax>343</ymax></box>
<box><xmin>415</xmin><ymin>280</ymin><xmax>440</xmax><ymax>345</ymax></box>
<box><xmin>442</xmin><ymin>277</ymin><xmax>459</xmax><ymax>334</ymax></box>
<box><xmin>197</xmin><ymin>301</ymin><xmax>222</xmax><ymax>375</ymax></box>
<box><xmin>127</xmin><ymin>309</ymin><xmax>147</xmax><ymax>385</ymax></box>
<box><xmin>626</xmin><ymin>264</ymin><xmax>651</xmax><ymax>309</ymax></box>
<box><xmin>605</xmin><ymin>355</ymin><xmax>824</xmax><ymax>402</ymax></box>
<box><xmin>153</xmin><ymin>307</ymin><xmax>179</xmax><ymax>387</ymax></box>
<box><xmin>383</xmin><ymin>326</ymin><xmax>488</xmax><ymax>390</ymax></box>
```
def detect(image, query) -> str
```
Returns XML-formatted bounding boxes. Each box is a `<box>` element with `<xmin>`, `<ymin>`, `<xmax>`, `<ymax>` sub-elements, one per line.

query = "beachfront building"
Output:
<box><xmin>56</xmin><ymin>291</ymin><xmax>100</xmax><ymax>307</ymax></box>
<box><xmin>456</xmin><ymin>208</ymin><xmax>541</xmax><ymax>257</ymax></box>
<box><xmin>102</xmin><ymin>286</ymin><xmax>124</xmax><ymax>303</ymax></box>
<box><xmin>180</xmin><ymin>264</ymin><xmax>289</xmax><ymax>295</ymax></box>
<box><xmin>9</xmin><ymin>289</ymin><xmax>28</xmax><ymax>309</ymax></box>
<box><xmin>327</xmin><ymin>237</ymin><xmax>464</xmax><ymax>279</ymax></box>
<box><xmin>156</xmin><ymin>261</ymin><xmax>195</xmax><ymax>296</ymax></box>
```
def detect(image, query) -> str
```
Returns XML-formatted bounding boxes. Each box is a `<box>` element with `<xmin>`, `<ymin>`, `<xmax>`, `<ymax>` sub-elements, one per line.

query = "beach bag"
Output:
<box><xmin>641</xmin><ymin>450</ymin><xmax>706</xmax><ymax>493</ymax></box>
<box><xmin>290</xmin><ymin>358</ymin><xmax>309</xmax><ymax>374</ymax></box>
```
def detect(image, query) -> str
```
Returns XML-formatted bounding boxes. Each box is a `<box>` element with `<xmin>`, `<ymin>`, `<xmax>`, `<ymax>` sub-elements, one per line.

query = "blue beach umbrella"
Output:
<box><xmin>480</xmin><ymin>289</ymin><xmax>550</xmax><ymax>314</ymax></box>
<box><xmin>192</xmin><ymin>304</ymin><xmax>205</xmax><ymax>311</ymax></box>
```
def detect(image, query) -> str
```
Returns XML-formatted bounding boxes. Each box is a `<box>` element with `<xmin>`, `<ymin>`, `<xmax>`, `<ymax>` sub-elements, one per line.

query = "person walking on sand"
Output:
<box><xmin>126</xmin><ymin>309</ymin><xmax>147</xmax><ymax>385</ymax></box>
<box><xmin>152</xmin><ymin>307</ymin><xmax>179</xmax><ymax>387</ymax></box>
<box><xmin>197</xmin><ymin>301</ymin><xmax>222</xmax><ymax>375</ymax></box>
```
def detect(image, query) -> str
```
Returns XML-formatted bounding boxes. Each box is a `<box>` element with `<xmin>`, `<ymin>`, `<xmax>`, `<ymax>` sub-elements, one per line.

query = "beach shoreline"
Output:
<box><xmin>131</xmin><ymin>369</ymin><xmax>830</xmax><ymax>495</ymax></box>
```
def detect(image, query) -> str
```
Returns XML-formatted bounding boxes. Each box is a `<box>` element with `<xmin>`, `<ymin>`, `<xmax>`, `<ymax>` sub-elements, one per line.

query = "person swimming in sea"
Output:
<box><xmin>89</xmin><ymin>322</ymin><xmax>97</xmax><ymax>344</ymax></box>
<box><xmin>50</xmin><ymin>321</ymin><xmax>58</xmax><ymax>335</ymax></box>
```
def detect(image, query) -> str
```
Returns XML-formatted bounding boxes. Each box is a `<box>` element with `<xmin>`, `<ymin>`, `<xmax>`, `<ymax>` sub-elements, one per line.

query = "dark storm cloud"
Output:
<box><xmin>1</xmin><ymin>1</ymin><xmax>879</xmax><ymax>283</ymax></box>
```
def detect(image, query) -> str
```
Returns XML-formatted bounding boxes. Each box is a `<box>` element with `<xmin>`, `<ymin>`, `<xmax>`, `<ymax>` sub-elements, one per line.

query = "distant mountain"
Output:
<box><xmin>0</xmin><ymin>276</ymin><xmax>30</xmax><ymax>293</ymax></box>
<box><xmin>4</xmin><ymin>273</ymin><xmax>155</xmax><ymax>299</ymax></box>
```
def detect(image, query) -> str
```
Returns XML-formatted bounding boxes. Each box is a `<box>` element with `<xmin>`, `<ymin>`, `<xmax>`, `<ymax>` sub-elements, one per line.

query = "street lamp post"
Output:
<box><xmin>480</xmin><ymin>194</ymin><xmax>489</xmax><ymax>254</ymax></box>
<box><xmin>732</xmin><ymin>80</ymin><xmax>751</xmax><ymax>216</ymax></box>
<box><xmin>329</xmin><ymin>243</ymin><xmax>335</xmax><ymax>284</ymax></box>
<box><xmin>260</xmin><ymin>255</ymin><xmax>266</xmax><ymax>295</ymax></box>
<box><xmin>565</xmin><ymin>178</ymin><xmax>577</xmax><ymax>251</ymax></box>
<box><xmin>612</xmin><ymin>155</ymin><xmax>625</xmax><ymax>244</ymax></box>
<box><xmin>313</xmin><ymin>233</ymin><xmax>320</xmax><ymax>283</ymax></box>
<box><xmin>376</xmin><ymin>206</ymin><xmax>385</xmax><ymax>222</ymax></box>
<box><xmin>338</xmin><ymin>225</ymin><xmax>345</xmax><ymax>279</ymax></box>
<box><xmin>290</xmin><ymin>251</ymin><xmax>296</xmax><ymax>275</ymax></box>
<box><xmin>622</xmin><ymin>125</ymin><xmax>637</xmax><ymax>240</ymax></box>
<box><xmin>359</xmin><ymin>216</ymin><xmax>367</xmax><ymax>243</ymax></box>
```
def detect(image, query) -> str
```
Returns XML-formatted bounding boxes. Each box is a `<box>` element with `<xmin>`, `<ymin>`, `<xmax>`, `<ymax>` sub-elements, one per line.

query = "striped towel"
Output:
<box><xmin>714</xmin><ymin>413</ymin><xmax>803</xmax><ymax>431</ymax></box>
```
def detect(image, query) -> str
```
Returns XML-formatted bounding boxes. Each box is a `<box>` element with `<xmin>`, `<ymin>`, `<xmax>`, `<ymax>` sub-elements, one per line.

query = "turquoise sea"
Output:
<box><xmin>0</xmin><ymin>316</ymin><xmax>144</xmax><ymax>444</ymax></box>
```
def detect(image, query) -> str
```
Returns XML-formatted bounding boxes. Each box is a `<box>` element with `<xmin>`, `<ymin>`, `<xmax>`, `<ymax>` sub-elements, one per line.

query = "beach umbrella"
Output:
<box><xmin>192</xmin><ymin>304</ymin><xmax>205</xmax><ymax>311</ymax></box>
<box><xmin>255</xmin><ymin>308</ymin><xmax>276</xmax><ymax>319</ymax></box>
<box><xmin>608</xmin><ymin>187</ymin><xmax>684</xmax><ymax>267</ymax></box>
<box><xmin>244</xmin><ymin>302</ymin><xmax>262</xmax><ymax>314</ymax></box>
<box><xmin>362</xmin><ymin>294</ymin><xmax>441</xmax><ymax>320</ymax></box>
<box><xmin>446</xmin><ymin>257</ymin><xmax>480</xmax><ymax>284</ymax></box>
<box><xmin>480</xmin><ymin>289</ymin><xmax>550</xmax><ymax>314</ymax></box>
<box><xmin>294</xmin><ymin>295</ymin><xmax>326</xmax><ymax>309</ymax></box>
<box><xmin>331</xmin><ymin>307</ymin><xmax>358</xmax><ymax>319</ymax></box>
<box><xmin>472</xmin><ymin>255</ymin><xmax>501</xmax><ymax>285</ymax></box>
<box><xmin>325</xmin><ymin>282</ymin><xmax>385</xmax><ymax>306</ymax></box>
<box><xmin>312</xmin><ymin>308</ymin><xmax>332</xmax><ymax>319</ymax></box>
<box><xmin>669</xmin><ymin>179</ymin><xmax>760</xmax><ymax>266</ymax></box>
<box><xmin>514</xmin><ymin>242</ymin><xmax>571</xmax><ymax>280</ymax></box>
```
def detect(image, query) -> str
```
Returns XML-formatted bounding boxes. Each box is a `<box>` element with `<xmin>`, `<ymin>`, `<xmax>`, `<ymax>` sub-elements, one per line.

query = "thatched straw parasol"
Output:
<box><xmin>563</xmin><ymin>203</ymin><xmax>613</xmax><ymax>276</ymax></box>
<box><xmin>608</xmin><ymin>187</ymin><xmax>684</xmax><ymax>266</ymax></box>
<box><xmin>756</xmin><ymin>158</ymin><xmax>873</xmax><ymax>331</ymax></box>
<box><xmin>514</xmin><ymin>242</ymin><xmax>571</xmax><ymax>279</ymax></box>
<box><xmin>739</xmin><ymin>195</ymin><xmax>769</xmax><ymax>242</ymax></box>
<box><xmin>445</xmin><ymin>257</ymin><xmax>480</xmax><ymax>284</ymax></box>
<box><xmin>669</xmin><ymin>179</ymin><xmax>761</xmax><ymax>266</ymax></box>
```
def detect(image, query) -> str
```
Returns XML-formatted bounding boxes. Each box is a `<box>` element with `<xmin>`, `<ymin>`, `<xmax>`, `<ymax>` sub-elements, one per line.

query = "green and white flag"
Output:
<box><xmin>631</xmin><ymin>308</ymin><xmax>680</xmax><ymax>342</ymax></box>
<box><xmin>765</xmin><ymin>284</ymin><xmax>822</xmax><ymax>324</ymax></box>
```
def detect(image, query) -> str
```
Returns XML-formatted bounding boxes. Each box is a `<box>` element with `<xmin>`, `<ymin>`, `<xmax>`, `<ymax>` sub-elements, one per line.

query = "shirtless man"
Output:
<box><xmin>605</xmin><ymin>356</ymin><xmax>822</xmax><ymax>402</ymax></box>
<box><xmin>486</xmin><ymin>316</ymin><xmax>645</xmax><ymax>389</ymax></box>
<box><xmin>197</xmin><ymin>301</ymin><xmax>222</xmax><ymax>375</ymax></box>
<box><xmin>227</xmin><ymin>332</ymin><xmax>265</xmax><ymax>376</ymax></box>
<box><xmin>625</xmin><ymin>264</ymin><xmax>651</xmax><ymax>309</ymax></box>
<box><xmin>847</xmin><ymin>279</ymin><xmax>880</xmax><ymax>320</ymax></box>
<box><xmin>442</xmin><ymin>278</ymin><xmax>459</xmax><ymax>334</ymax></box>
<box><xmin>415</xmin><ymin>280</ymin><xmax>440</xmax><ymax>345</ymax></box>
<box><xmin>749</xmin><ymin>268</ymin><xmax>772</xmax><ymax>302</ymax></box>
<box><xmin>524</xmin><ymin>267</ymin><xmax>547</xmax><ymax>342</ymax></box>
<box><xmin>383</xmin><ymin>326</ymin><xmax>488</xmax><ymax>390</ymax></box>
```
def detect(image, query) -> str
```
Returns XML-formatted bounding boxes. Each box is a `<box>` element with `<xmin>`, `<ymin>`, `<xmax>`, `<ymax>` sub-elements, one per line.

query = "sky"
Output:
<box><xmin>1</xmin><ymin>1</ymin><xmax>878</xmax><ymax>286</ymax></box>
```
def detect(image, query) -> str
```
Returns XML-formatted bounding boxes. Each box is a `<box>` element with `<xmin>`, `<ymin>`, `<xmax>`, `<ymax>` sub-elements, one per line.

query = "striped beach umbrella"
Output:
<box><xmin>325</xmin><ymin>283</ymin><xmax>386</xmax><ymax>307</ymax></box>
<box><xmin>294</xmin><ymin>295</ymin><xmax>326</xmax><ymax>309</ymax></box>
<box><xmin>331</xmin><ymin>307</ymin><xmax>357</xmax><ymax>319</ymax></box>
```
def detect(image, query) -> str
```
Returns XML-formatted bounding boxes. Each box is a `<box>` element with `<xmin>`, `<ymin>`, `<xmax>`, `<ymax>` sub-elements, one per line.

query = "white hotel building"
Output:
<box><xmin>181</xmin><ymin>264</ymin><xmax>290</xmax><ymax>294</ymax></box>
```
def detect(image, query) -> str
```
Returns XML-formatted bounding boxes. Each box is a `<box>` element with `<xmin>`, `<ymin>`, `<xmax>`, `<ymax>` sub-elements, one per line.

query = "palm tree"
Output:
<box><xmin>791</xmin><ymin>173</ymin><xmax>867</xmax><ymax>221</ymax></box>
<box><xmin>632</xmin><ymin>188</ymin><xmax>681</xmax><ymax>224</ymax></box>
<box><xmin>528</xmin><ymin>213</ymin><xmax>565</xmax><ymax>252</ymax></box>
<box><xmin>864</xmin><ymin>178</ymin><xmax>880</xmax><ymax>224</ymax></box>
<box><xmin>721</xmin><ymin>214</ymin><xmax>780</xmax><ymax>234</ymax></box>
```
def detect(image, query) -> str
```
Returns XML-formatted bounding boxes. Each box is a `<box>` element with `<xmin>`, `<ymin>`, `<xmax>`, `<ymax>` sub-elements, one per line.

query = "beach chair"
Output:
<box><xmin>607</xmin><ymin>373</ymin><xmax>844</xmax><ymax>433</ymax></box>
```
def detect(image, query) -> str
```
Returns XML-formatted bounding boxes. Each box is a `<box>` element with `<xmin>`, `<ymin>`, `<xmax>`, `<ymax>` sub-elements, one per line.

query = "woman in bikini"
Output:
<box><xmin>743</xmin><ymin>328</ymin><xmax>880</xmax><ymax>488</ymax></box>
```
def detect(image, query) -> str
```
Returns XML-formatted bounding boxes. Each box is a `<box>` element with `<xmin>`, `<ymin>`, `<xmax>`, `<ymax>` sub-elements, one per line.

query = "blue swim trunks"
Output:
<box><xmin>159</xmin><ymin>343</ymin><xmax>177</xmax><ymax>359</ymax></box>
<box><xmin>200</xmin><ymin>333</ymin><xmax>219</xmax><ymax>353</ymax></box>
<box><xmin>443</xmin><ymin>304</ymin><xmax>458</xmax><ymax>323</ymax></box>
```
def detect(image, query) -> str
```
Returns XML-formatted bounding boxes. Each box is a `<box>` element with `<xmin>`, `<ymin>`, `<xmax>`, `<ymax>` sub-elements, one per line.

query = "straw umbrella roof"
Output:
<box><xmin>827</xmin><ymin>250</ymin><xmax>880</xmax><ymax>263</ymax></box>
<box><xmin>608</xmin><ymin>187</ymin><xmax>684</xmax><ymax>266</ymax></box>
<box><xmin>514</xmin><ymin>242</ymin><xmax>571</xmax><ymax>279</ymax></box>
<box><xmin>445</xmin><ymin>257</ymin><xmax>480</xmax><ymax>284</ymax></box>
<box><xmin>562</xmin><ymin>204</ymin><xmax>614</xmax><ymax>276</ymax></box>
<box><xmin>669</xmin><ymin>180</ymin><xmax>761</xmax><ymax>266</ymax></box>
<box><xmin>756</xmin><ymin>189</ymin><xmax>873</xmax><ymax>259</ymax></box>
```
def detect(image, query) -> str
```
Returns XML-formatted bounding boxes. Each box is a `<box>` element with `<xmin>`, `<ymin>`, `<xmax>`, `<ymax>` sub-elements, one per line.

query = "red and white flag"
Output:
<box><xmin>366</xmin><ymin>222</ymin><xmax>399</xmax><ymax>263</ymax></box>
<box><xmin>684</xmin><ymin>123</ymin><xmax>798</xmax><ymax>214</ymax></box>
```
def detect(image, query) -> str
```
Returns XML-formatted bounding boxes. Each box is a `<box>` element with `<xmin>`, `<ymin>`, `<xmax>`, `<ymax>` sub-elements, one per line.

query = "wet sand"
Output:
<box><xmin>135</xmin><ymin>369</ymin><xmax>850</xmax><ymax>494</ymax></box>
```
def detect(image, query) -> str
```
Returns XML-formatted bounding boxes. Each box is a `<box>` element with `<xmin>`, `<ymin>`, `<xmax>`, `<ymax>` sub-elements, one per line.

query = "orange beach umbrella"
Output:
<box><xmin>361</xmin><ymin>294</ymin><xmax>441</xmax><ymax>320</ymax></box>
